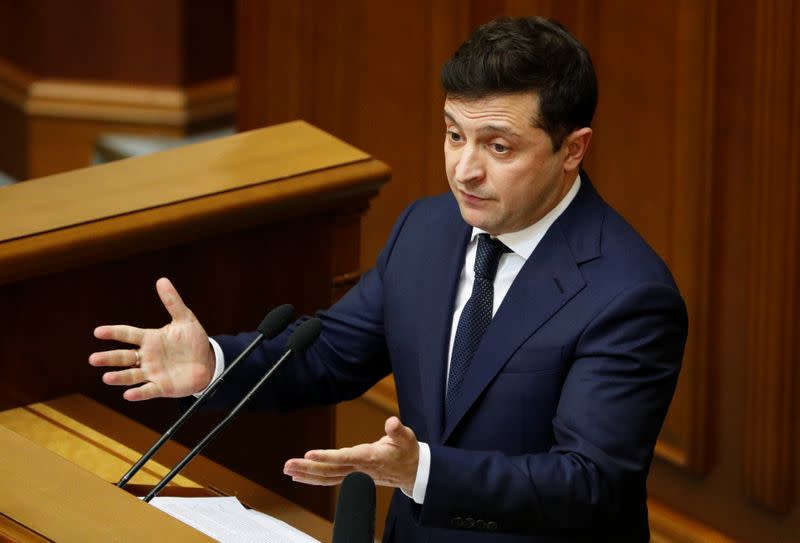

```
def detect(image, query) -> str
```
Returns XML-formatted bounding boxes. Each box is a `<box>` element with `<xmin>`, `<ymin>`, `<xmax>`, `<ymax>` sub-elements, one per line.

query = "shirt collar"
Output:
<box><xmin>469</xmin><ymin>173</ymin><xmax>581</xmax><ymax>260</ymax></box>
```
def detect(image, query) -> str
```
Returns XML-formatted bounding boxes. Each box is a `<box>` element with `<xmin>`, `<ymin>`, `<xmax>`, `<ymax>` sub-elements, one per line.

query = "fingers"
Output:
<box><xmin>284</xmin><ymin>447</ymin><xmax>359</xmax><ymax>486</ymax></box>
<box><xmin>96</xmin><ymin>365</ymin><xmax>168</xmax><ymax>401</ymax></box>
<box><xmin>93</xmin><ymin>325</ymin><xmax>145</xmax><ymax>346</ymax></box>
<box><xmin>103</xmin><ymin>368</ymin><xmax>164</xmax><ymax>401</ymax></box>
<box><xmin>102</xmin><ymin>367</ymin><xmax>148</xmax><ymax>387</ymax></box>
<box><xmin>88</xmin><ymin>348</ymin><xmax>140</xmax><ymax>368</ymax></box>
<box><xmin>384</xmin><ymin>416</ymin><xmax>416</xmax><ymax>445</ymax></box>
<box><xmin>305</xmin><ymin>444</ymin><xmax>359</xmax><ymax>464</ymax></box>
<box><xmin>123</xmin><ymin>381</ymin><xmax>162</xmax><ymax>402</ymax></box>
<box><xmin>284</xmin><ymin>456</ymin><xmax>404</xmax><ymax>488</ymax></box>
<box><xmin>284</xmin><ymin>457</ymin><xmax>354</xmax><ymax>485</ymax></box>
<box><xmin>286</xmin><ymin>417</ymin><xmax>420</xmax><ymax>492</ymax></box>
<box><xmin>156</xmin><ymin>277</ymin><xmax>195</xmax><ymax>323</ymax></box>
<box><xmin>287</xmin><ymin>471</ymin><xmax>346</xmax><ymax>486</ymax></box>
<box><xmin>288</xmin><ymin>459</ymin><xmax>355</xmax><ymax>477</ymax></box>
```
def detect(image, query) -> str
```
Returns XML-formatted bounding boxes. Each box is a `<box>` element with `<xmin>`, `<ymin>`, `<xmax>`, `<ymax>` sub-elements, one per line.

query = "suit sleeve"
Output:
<box><xmin>203</xmin><ymin>200</ymin><xmax>419</xmax><ymax>412</ymax></box>
<box><xmin>418</xmin><ymin>281</ymin><xmax>687</xmax><ymax>535</ymax></box>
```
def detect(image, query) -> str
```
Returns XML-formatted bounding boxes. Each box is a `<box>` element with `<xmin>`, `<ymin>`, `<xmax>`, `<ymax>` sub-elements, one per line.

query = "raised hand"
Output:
<box><xmin>89</xmin><ymin>277</ymin><xmax>215</xmax><ymax>401</ymax></box>
<box><xmin>283</xmin><ymin>416</ymin><xmax>420</xmax><ymax>495</ymax></box>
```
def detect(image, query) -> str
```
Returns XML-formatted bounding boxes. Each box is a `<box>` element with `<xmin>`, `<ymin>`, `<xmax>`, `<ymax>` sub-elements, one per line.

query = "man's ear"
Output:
<box><xmin>563</xmin><ymin>127</ymin><xmax>593</xmax><ymax>170</ymax></box>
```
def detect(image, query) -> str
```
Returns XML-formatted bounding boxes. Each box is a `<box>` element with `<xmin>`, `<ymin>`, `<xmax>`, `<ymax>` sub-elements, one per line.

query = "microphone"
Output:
<box><xmin>117</xmin><ymin>304</ymin><xmax>294</xmax><ymax>489</ymax></box>
<box><xmin>332</xmin><ymin>472</ymin><xmax>376</xmax><ymax>543</ymax></box>
<box><xmin>143</xmin><ymin>317</ymin><xmax>323</xmax><ymax>502</ymax></box>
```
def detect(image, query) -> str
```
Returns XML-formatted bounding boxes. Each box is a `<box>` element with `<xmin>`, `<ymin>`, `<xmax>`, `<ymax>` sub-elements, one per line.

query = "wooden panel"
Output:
<box><xmin>658</xmin><ymin>0</ymin><xmax>716</xmax><ymax>473</ymax></box>
<box><xmin>0</xmin><ymin>0</ymin><xmax>181</xmax><ymax>84</ymax></box>
<box><xmin>20</xmin><ymin>76</ymin><xmax>236</xmax><ymax>126</ymax></box>
<box><xmin>0</xmin><ymin>2</ymin><xmax>234</xmax><ymax>180</ymax></box>
<box><xmin>0</xmin><ymin>0</ymin><xmax>233</xmax><ymax>85</ymax></box>
<box><xmin>181</xmin><ymin>1</ymin><xmax>236</xmax><ymax>84</ymax></box>
<box><xmin>0</xmin><ymin>57</ymin><xmax>237</xmax><ymax>179</ymax></box>
<box><xmin>742</xmin><ymin>0</ymin><xmax>800</xmax><ymax>513</ymax></box>
<box><xmin>236</xmin><ymin>0</ymin><xmax>470</xmax><ymax>268</ymax></box>
<box><xmin>646</xmin><ymin>0</ymin><xmax>800</xmax><ymax>540</ymax></box>
<box><xmin>26</xmin><ymin>117</ymin><xmax>187</xmax><ymax>179</ymax></box>
<box><xmin>648</xmin><ymin>500</ymin><xmax>739</xmax><ymax>543</ymax></box>
<box><xmin>0</xmin><ymin>98</ymin><xmax>26</xmax><ymax>180</ymax></box>
<box><xmin>0</xmin><ymin>513</ymin><xmax>51</xmax><ymax>543</ymax></box>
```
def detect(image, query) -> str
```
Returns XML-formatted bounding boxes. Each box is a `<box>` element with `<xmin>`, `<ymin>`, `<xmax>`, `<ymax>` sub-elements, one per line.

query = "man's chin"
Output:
<box><xmin>458</xmin><ymin>207</ymin><xmax>496</xmax><ymax>233</ymax></box>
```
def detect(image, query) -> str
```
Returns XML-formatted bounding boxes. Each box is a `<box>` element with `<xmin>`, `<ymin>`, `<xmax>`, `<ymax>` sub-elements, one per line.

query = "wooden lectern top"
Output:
<box><xmin>0</xmin><ymin>120</ymin><xmax>388</xmax><ymax>286</ymax></box>
<box><xmin>0</xmin><ymin>395</ymin><xmax>332</xmax><ymax>542</ymax></box>
<box><xmin>0</xmin><ymin>120</ymin><xmax>370</xmax><ymax>244</ymax></box>
<box><xmin>0</xmin><ymin>425</ymin><xmax>214</xmax><ymax>542</ymax></box>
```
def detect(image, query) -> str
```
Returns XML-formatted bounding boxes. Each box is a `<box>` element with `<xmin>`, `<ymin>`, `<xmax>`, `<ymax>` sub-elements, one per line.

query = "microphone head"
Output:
<box><xmin>286</xmin><ymin>318</ymin><xmax>322</xmax><ymax>353</ymax></box>
<box><xmin>332</xmin><ymin>472</ymin><xmax>376</xmax><ymax>543</ymax></box>
<box><xmin>257</xmin><ymin>304</ymin><xmax>294</xmax><ymax>339</ymax></box>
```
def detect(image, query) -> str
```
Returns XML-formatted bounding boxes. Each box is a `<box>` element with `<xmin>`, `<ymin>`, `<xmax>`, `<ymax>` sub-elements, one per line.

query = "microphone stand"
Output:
<box><xmin>117</xmin><ymin>305</ymin><xmax>293</xmax><ymax>489</ymax></box>
<box><xmin>143</xmin><ymin>318</ymin><xmax>321</xmax><ymax>502</ymax></box>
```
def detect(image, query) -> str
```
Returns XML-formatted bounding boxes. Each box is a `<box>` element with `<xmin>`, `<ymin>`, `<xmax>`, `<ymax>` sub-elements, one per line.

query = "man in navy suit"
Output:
<box><xmin>91</xmin><ymin>17</ymin><xmax>687</xmax><ymax>542</ymax></box>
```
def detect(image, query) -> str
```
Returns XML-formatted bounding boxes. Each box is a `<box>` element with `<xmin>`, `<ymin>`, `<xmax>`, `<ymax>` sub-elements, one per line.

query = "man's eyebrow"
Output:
<box><xmin>443</xmin><ymin>110</ymin><xmax>520</xmax><ymax>139</ymax></box>
<box><xmin>476</xmin><ymin>124</ymin><xmax>520</xmax><ymax>138</ymax></box>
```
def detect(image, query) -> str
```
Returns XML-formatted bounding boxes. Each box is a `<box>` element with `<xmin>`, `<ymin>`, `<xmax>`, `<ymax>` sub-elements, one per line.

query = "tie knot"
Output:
<box><xmin>474</xmin><ymin>234</ymin><xmax>509</xmax><ymax>280</ymax></box>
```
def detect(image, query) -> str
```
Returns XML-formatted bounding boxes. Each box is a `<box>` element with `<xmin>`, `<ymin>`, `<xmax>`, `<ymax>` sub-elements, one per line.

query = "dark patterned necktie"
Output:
<box><xmin>446</xmin><ymin>233</ymin><xmax>510</xmax><ymax>424</ymax></box>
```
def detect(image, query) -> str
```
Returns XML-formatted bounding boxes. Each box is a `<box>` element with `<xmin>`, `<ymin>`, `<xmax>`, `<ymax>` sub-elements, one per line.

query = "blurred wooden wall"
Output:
<box><xmin>237</xmin><ymin>1</ymin><xmax>799</xmax><ymax>541</ymax></box>
<box><xmin>1</xmin><ymin>0</ymin><xmax>798</xmax><ymax>540</ymax></box>
<box><xmin>0</xmin><ymin>0</ymin><xmax>235</xmax><ymax>179</ymax></box>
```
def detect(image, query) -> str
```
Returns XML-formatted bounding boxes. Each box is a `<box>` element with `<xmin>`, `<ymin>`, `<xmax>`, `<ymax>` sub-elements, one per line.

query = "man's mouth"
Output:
<box><xmin>459</xmin><ymin>189</ymin><xmax>489</xmax><ymax>203</ymax></box>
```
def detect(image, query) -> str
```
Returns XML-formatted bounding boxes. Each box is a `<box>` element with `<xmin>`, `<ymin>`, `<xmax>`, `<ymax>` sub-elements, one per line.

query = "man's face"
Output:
<box><xmin>444</xmin><ymin>92</ymin><xmax>573</xmax><ymax>235</ymax></box>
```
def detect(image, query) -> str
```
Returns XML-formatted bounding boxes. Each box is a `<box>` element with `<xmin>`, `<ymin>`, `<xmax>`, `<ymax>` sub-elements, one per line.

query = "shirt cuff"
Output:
<box><xmin>401</xmin><ymin>441</ymin><xmax>430</xmax><ymax>504</ymax></box>
<box><xmin>193</xmin><ymin>338</ymin><xmax>225</xmax><ymax>398</ymax></box>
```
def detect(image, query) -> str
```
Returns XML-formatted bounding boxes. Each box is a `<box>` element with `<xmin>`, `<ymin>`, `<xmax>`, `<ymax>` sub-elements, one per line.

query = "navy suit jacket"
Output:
<box><xmin>213</xmin><ymin>175</ymin><xmax>688</xmax><ymax>542</ymax></box>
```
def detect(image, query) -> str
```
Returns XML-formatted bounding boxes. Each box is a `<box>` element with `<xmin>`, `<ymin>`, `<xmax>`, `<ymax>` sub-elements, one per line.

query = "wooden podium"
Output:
<box><xmin>0</xmin><ymin>121</ymin><xmax>389</xmax><ymax>518</ymax></box>
<box><xmin>0</xmin><ymin>394</ymin><xmax>332</xmax><ymax>542</ymax></box>
<box><xmin>0</xmin><ymin>415</ymin><xmax>214</xmax><ymax>542</ymax></box>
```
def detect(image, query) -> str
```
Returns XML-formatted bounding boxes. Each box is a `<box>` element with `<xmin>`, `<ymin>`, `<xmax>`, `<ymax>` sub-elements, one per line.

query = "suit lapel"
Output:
<box><xmin>441</xmin><ymin>224</ymin><xmax>586</xmax><ymax>442</ymax></box>
<box><xmin>416</xmin><ymin>176</ymin><xmax>605</xmax><ymax>444</ymax></box>
<box><xmin>417</xmin><ymin>208</ymin><xmax>471</xmax><ymax>444</ymax></box>
<box><xmin>438</xmin><ymin>174</ymin><xmax>607</xmax><ymax>443</ymax></box>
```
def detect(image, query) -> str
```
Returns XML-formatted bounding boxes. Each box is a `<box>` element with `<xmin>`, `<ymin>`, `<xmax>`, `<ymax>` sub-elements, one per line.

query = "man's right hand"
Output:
<box><xmin>88</xmin><ymin>277</ymin><xmax>216</xmax><ymax>401</ymax></box>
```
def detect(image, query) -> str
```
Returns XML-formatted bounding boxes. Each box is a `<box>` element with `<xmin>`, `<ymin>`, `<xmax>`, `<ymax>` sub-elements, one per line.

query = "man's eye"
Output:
<box><xmin>491</xmin><ymin>143</ymin><xmax>508</xmax><ymax>153</ymax></box>
<box><xmin>447</xmin><ymin>131</ymin><xmax>462</xmax><ymax>142</ymax></box>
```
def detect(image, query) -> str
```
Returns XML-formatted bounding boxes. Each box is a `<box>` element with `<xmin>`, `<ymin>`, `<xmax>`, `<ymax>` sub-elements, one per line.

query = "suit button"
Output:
<box><xmin>487</xmin><ymin>521</ymin><xmax>498</xmax><ymax>530</ymax></box>
<box><xmin>475</xmin><ymin>519</ymin><xmax>487</xmax><ymax>530</ymax></box>
<box><xmin>464</xmin><ymin>517</ymin><xmax>476</xmax><ymax>529</ymax></box>
<box><xmin>451</xmin><ymin>516</ymin><xmax>464</xmax><ymax>528</ymax></box>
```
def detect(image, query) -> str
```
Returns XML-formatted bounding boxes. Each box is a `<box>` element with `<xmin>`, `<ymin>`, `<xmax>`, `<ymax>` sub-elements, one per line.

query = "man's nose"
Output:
<box><xmin>454</xmin><ymin>145</ymin><xmax>484</xmax><ymax>184</ymax></box>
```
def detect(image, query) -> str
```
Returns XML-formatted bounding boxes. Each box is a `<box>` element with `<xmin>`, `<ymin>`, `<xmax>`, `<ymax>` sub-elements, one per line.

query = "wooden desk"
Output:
<box><xmin>0</xmin><ymin>394</ymin><xmax>332</xmax><ymax>542</ymax></box>
<box><xmin>0</xmin><ymin>120</ymin><xmax>389</xmax><ymax>518</ymax></box>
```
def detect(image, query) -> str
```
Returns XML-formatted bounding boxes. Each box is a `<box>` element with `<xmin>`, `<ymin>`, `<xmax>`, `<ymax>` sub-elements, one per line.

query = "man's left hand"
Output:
<box><xmin>283</xmin><ymin>416</ymin><xmax>419</xmax><ymax>495</ymax></box>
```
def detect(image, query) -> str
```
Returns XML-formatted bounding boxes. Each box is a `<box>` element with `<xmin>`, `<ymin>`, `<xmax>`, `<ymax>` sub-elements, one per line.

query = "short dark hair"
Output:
<box><xmin>441</xmin><ymin>17</ymin><xmax>598</xmax><ymax>151</ymax></box>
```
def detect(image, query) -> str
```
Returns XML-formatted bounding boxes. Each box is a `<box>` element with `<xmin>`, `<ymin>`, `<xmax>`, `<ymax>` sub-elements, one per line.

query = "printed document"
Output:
<box><xmin>149</xmin><ymin>496</ymin><xmax>320</xmax><ymax>543</ymax></box>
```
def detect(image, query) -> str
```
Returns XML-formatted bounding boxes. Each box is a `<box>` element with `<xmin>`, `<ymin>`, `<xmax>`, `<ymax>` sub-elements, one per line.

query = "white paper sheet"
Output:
<box><xmin>148</xmin><ymin>496</ymin><xmax>320</xmax><ymax>543</ymax></box>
